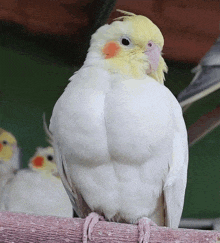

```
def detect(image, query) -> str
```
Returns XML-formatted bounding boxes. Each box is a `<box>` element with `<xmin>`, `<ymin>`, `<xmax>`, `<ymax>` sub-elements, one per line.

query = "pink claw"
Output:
<box><xmin>83</xmin><ymin>212</ymin><xmax>105</xmax><ymax>243</ymax></box>
<box><xmin>138</xmin><ymin>217</ymin><xmax>157</xmax><ymax>243</ymax></box>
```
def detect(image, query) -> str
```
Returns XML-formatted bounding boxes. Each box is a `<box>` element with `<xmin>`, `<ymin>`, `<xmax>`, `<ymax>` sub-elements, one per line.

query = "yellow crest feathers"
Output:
<box><xmin>114</xmin><ymin>9</ymin><xmax>164</xmax><ymax>49</ymax></box>
<box><xmin>114</xmin><ymin>9</ymin><xmax>136</xmax><ymax>21</ymax></box>
<box><xmin>0</xmin><ymin>128</ymin><xmax>5</xmax><ymax>135</ymax></box>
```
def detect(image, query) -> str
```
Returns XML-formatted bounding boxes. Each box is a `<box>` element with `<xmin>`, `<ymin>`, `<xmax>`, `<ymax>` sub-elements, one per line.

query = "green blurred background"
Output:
<box><xmin>1</xmin><ymin>21</ymin><xmax>220</xmax><ymax>220</ymax></box>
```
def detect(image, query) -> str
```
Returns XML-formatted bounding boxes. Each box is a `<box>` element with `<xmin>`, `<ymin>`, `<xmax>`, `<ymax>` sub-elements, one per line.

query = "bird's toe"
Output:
<box><xmin>138</xmin><ymin>217</ymin><xmax>156</xmax><ymax>243</ymax></box>
<box><xmin>83</xmin><ymin>212</ymin><xmax>105</xmax><ymax>243</ymax></box>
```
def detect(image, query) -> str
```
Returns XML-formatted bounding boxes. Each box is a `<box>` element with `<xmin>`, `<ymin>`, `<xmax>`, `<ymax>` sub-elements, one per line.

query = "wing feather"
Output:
<box><xmin>44</xmin><ymin>115</ymin><xmax>81</xmax><ymax>217</ymax></box>
<box><xmin>164</xmin><ymin>100</ymin><xmax>188</xmax><ymax>228</ymax></box>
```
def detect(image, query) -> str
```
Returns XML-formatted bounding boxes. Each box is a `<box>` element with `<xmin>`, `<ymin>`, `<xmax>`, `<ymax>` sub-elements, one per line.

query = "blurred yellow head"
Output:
<box><xmin>90</xmin><ymin>10</ymin><xmax>167</xmax><ymax>83</ymax></box>
<box><xmin>29</xmin><ymin>146</ymin><xmax>59</xmax><ymax>177</ymax></box>
<box><xmin>0</xmin><ymin>128</ymin><xmax>17</xmax><ymax>162</ymax></box>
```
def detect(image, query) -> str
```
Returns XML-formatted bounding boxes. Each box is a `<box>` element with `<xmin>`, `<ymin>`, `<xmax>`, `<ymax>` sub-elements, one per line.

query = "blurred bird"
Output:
<box><xmin>49</xmin><ymin>10</ymin><xmax>188</xmax><ymax>243</ymax></box>
<box><xmin>0</xmin><ymin>146</ymin><xmax>72</xmax><ymax>218</ymax></box>
<box><xmin>0</xmin><ymin>128</ymin><xmax>20</xmax><ymax>198</ymax></box>
<box><xmin>178</xmin><ymin>35</ymin><xmax>220</xmax><ymax>108</ymax></box>
<box><xmin>29</xmin><ymin>146</ymin><xmax>59</xmax><ymax>176</ymax></box>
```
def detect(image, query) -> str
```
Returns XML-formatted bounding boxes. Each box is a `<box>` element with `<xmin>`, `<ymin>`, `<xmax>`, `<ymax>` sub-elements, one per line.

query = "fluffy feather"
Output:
<box><xmin>0</xmin><ymin>147</ymin><xmax>72</xmax><ymax>217</ymax></box>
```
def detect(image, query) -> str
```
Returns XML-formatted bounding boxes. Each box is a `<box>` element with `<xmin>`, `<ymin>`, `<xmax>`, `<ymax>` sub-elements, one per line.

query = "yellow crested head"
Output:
<box><xmin>0</xmin><ymin>128</ymin><xmax>17</xmax><ymax>162</ymax></box>
<box><xmin>115</xmin><ymin>10</ymin><xmax>164</xmax><ymax>49</ymax></box>
<box><xmin>89</xmin><ymin>9</ymin><xmax>167</xmax><ymax>83</ymax></box>
<box><xmin>29</xmin><ymin>146</ymin><xmax>59</xmax><ymax>178</ymax></box>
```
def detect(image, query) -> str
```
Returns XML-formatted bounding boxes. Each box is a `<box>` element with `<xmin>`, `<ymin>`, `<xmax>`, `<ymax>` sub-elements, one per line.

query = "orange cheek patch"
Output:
<box><xmin>103</xmin><ymin>41</ymin><xmax>120</xmax><ymax>59</ymax></box>
<box><xmin>0</xmin><ymin>143</ymin><xmax>3</xmax><ymax>152</ymax></box>
<box><xmin>32</xmin><ymin>156</ymin><xmax>44</xmax><ymax>167</ymax></box>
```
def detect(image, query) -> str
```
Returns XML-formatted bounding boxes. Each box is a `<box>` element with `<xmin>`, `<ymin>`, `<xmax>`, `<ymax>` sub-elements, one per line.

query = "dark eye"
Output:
<box><xmin>148</xmin><ymin>42</ymin><xmax>152</xmax><ymax>47</ymax></box>
<box><xmin>121</xmin><ymin>37</ymin><xmax>130</xmax><ymax>46</ymax></box>
<box><xmin>2</xmin><ymin>140</ymin><xmax>8</xmax><ymax>145</ymax></box>
<box><xmin>47</xmin><ymin>155</ymin><xmax>53</xmax><ymax>161</ymax></box>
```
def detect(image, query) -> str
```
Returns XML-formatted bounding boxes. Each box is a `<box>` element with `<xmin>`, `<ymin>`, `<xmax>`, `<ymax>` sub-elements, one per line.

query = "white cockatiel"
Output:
<box><xmin>0</xmin><ymin>128</ymin><xmax>20</xmax><ymax>199</ymax></box>
<box><xmin>0</xmin><ymin>147</ymin><xmax>72</xmax><ymax>218</ymax></box>
<box><xmin>49</xmin><ymin>10</ymin><xmax>188</xmax><ymax>243</ymax></box>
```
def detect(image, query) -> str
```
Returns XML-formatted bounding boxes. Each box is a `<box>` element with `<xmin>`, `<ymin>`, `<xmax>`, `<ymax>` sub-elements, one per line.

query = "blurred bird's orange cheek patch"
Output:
<box><xmin>103</xmin><ymin>41</ymin><xmax>120</xmax><ymax>59</ymax></box>
<box><xmin>32</xmin><ymin>156</ymin><xmax>44</xmax><ymax>167</ymax></box>
<box><xmin>0</xmin><ymin>143</ymin><xmax>3</xmax><ymax>152</ymax></box>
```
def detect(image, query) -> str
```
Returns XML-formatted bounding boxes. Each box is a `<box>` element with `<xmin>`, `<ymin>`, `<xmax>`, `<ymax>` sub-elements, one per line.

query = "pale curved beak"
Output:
<box><xmin>145</xmin><ymin>45</ymin><xmax>161</xmax><ymax>74</ymax></box>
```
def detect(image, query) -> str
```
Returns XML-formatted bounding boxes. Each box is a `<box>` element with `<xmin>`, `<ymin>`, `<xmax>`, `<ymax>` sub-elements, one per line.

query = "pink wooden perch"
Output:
<box><xmin>0</xmin><ymin>212</ymin><xmax>220</xmax><ymax>242</ymax></box>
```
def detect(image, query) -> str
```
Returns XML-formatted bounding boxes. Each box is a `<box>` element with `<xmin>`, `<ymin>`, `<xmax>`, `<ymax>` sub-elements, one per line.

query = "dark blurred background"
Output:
<box><xmin>0</xmin><ymin>0</ymin><xmax>219</xmax><ymax>221</ymax></box>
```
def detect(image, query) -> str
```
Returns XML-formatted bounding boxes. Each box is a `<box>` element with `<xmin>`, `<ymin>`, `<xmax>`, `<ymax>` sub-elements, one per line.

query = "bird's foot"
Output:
<box><xmin>83</xmin><ymin>212</ymin><xmax>105</xmax><ymax>243</ymax></box>
<box><xmin>138</xmin><ymin>217</ymin><xmax>157</xmax><ymax>243</ymax></box>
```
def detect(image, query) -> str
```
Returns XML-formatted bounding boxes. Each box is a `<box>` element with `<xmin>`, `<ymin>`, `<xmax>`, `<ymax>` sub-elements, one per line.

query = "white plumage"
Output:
<box><xmin>50</xmin><ymin>65</ymin><xmax>188</xmax><ymax>226</ymax></box>
<box><xmin>49</xmin><ymin>10</ymin><xmax>188</xmax><ymax>241</ymax></box>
